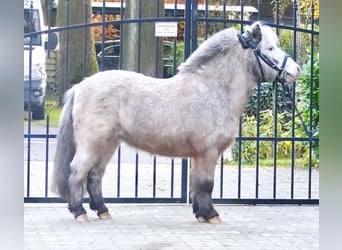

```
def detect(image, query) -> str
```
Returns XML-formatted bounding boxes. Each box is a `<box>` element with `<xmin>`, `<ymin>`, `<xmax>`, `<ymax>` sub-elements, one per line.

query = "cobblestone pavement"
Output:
<box><xmin>24</xmin><ymin>203</ymin><xmax>318</xmax><ymax>250</ymax></box>
<box><xmin>25</xmin><ymin>155</ymin><xmax>319</xmax><ymax>250</ymax></box>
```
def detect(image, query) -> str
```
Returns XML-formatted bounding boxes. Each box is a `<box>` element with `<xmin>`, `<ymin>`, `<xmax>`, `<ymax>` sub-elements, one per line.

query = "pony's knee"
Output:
<box><xmin>190</xmin><ymin>177</ymin><xmax>214</xmax><ymax>196</ymax></box>
<box><xmin>68</xmin><ymin>169</ymin><xmax>85</xmax><ymax>190</ymax></box>
<box><xmin>69</xmin><ymin>155</ymin><xmax>94</xmax><ymax>187</ymax></box>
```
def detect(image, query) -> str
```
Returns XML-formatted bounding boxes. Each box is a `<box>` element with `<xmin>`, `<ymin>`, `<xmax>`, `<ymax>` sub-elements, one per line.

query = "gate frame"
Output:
<box><xmin>24</xmin><ymin>0</ymin><xmax>319</xmax><ymax>206</ymax></box>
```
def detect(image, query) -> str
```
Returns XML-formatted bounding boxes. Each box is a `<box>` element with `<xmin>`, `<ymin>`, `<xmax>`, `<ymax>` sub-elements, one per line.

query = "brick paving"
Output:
<box><xmin>24</xmin><ymin>203</ymin><xmax>318</xmax><ymax>250</ymax></box>
<box><xmin>24</xmin><ymin>152</ymin><xmax>319</xmax><ymax>250</ymax></box>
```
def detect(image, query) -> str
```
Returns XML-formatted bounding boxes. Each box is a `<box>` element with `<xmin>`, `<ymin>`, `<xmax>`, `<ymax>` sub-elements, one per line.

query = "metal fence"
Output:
<box><xmin>24</xmin><ymin>0</ymin><xmax>319</xmax><ymax>205</ymax></box>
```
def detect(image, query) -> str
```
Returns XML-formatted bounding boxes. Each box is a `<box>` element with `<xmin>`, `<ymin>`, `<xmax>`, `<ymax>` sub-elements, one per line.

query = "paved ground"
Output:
<box><xmin>24</xmin><ymin>203</ymin><xmax>319</xmax><ymax>250</ymax></box>
<box><xmin>24</xmin><ymin>144</ymin><xmax>319</xmax><ymax>249</ymax></box>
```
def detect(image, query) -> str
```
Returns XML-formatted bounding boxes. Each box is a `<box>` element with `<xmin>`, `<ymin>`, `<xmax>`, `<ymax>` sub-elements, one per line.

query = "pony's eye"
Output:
<box><xmin>268</xmin><ymin>47</ymin><xmax>273</xmax><ymax>51</ymax></box>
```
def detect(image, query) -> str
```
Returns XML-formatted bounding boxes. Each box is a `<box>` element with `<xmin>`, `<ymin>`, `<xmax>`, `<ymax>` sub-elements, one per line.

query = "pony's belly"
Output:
<box><xmin>119</xmin><ymin>133</ymin><xmax>198</xmax><ymax>158</ymax></box>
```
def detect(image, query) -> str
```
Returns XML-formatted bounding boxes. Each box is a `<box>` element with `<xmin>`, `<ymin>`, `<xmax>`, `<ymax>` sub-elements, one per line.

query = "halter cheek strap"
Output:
<box><xmin>254</xmin><ymin>49</ymin><xmax>289</xmax><ymax>83</ymax></box>
<box><xmin>238</xmin><ymin>31</ymin><xmax>289</xmax><ymax>83</ymax></box>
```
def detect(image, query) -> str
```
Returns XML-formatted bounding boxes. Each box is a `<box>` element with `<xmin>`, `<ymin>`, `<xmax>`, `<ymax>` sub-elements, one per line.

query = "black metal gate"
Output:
<box><xmin>24</xmin><ymin>0</ymin><xmax>319</xmax><ymax>205</ymax></box>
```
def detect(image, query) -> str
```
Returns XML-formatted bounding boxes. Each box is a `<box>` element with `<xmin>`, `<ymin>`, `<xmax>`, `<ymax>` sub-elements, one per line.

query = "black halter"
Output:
<box><xmin>238</xmin><ymin>31</ymin><xmax>289</xmax><ymax>83</ymax></box>
<box><xmin>238</xmin><ymin>30</ymin><xmax>311</xmax><ymax>139</ymax></box>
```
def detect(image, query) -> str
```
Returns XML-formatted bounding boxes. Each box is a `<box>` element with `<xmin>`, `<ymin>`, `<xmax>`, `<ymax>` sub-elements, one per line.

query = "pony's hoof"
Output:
<box><xmin>196</xmin><ymin>216</ymin><xmax>222</xmax><ymax>223</ymax></box>
<box><xmin>75</xmin><ymin>214</ymin><xmax>89</xmax><ymax>222</ymax></box>
<box><xmin>196</xmin><ymin>216</ymin><xmax>207</xmax><ymax>223</ymax></box>
<box><xmin>208</xmin><ymin>216</ymin><xmax>222</xmax><ymax>224</ymax></box>
<box><xmin>99</xmin><ymin>211</ymin><xmax>112</xmax><ymax>220</ymax></box>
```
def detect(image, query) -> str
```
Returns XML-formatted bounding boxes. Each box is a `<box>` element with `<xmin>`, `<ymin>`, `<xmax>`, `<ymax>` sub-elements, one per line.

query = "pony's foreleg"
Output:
<box><xmin>190</xmin><ymin>149</ymin><xmax>221</xmax><ymax>223</ymax></box>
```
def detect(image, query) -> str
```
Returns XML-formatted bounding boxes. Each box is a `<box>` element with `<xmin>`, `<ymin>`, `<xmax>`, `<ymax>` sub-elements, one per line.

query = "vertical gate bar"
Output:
<box><xmin>292</xmin><ymin>0</ymin><xmax>298</xmax><ymax>62</ymax></box>
<box><xmin>240</xmin><ymin>0</ymin><xmax>245</xmax><ymax>25</ymax></box>
<box><xmin>155</xmin><ymin>0</ymin><xmax>162</xmax><ymax>78</ymax></box>
<box><xmin>255</xmin><ymin>83</ymin><xmax>261</xmax><ymax>199</ymax></box>
<box><xmin>275</xmin><ymin>0</ymin><xmax>280</xmax><ymax>34</ymax></box>
<box><xmin>237</xmin><ymin>119</ymin><xmax>242</xmax><ymax>199</ymax></box>
<box><xmin>171</xmin><ymin>0</ymin><xmax>177</xmax><ymax>76</ymax></box>
<box><xmin>273</xmin><ymin>1</ymin><xmax>280</xmax><ymax>199</ymax></box>
<box><xmin>119</xmin><ymin>0</ymin><xmax>124</xmax><ymax>70</ymax></box>
<box><xmin>45</xmin><ymin>1</ymin><xmax>53</xmax><ymax>196</ymax></box>
<box><xmin>291</xmin><ymin>0</ymin><xmax>299</xmax><ymax>199</ymax></box>
<box><xmin>220</xmin><ymin>155</ymin><xmax>224</xmax><ymax>199</ymax></box>
<box><xmin>236</xmin><ymin>0</ymin><xmax>244</xmax><ymax>197</ymax></box>
<box><xmin>191</xmin><ymin>0</ymin><xmax>198</xmax><ymax>53</ymax></box>
<box><xmin>82</xmin><ymin>0</ymin><xmax>89</xmax><ymax>77</ymax></box>
<box><xmin>47</xmin><ymin>0</ymin><xmax>52</xmax><ymax>58</ymax></box>
<box><xmin>99</xmin><ymin>0</ymin><xmax>106</xmax><ymax>71</ymax></box>
<box><xmin>181</xmin><ymin>158</ymin><xmax>188</xmax><ymax>203</ymax></box>
<box><xmin>256</xmin><ymin>0</ymin><xmax>263</xmax><ymax>200</ymax></box>
<box><xmin>137</xmin><ymin>0</ymin><xmax>142</xmax><ymax>73</ymax></box>
<box><xmin>135</xmin><ymin>152</ymin><xmax>139</xmax><ymax>198</ymax></box>
<box><xmin>183</xmin><ymin>0</ymin><xmax>191</xmax><ymax>61</ymax></box>
<box><xmin>223</xmin><ymin>0</ymin><xmax>227</xmax><ymax>29</ymax></box>
<box><xmin>152</xmin><ymin>156</ymin><xmax>157</xmax><ymax>198</ymax></box>
<box><xmin>308</xmin><ymin>0</ymin><xmax>316</xmax><ymax>199</ymax></box>
<box><xmin>204</xmin><ymin>0</ymin><xmax>209</xmax><ymax>39</ymax></box>
<box><xmin>26</xmin><ymin>1</ymin><xmax>34</xmax><ymax>198</ymax></box>
<box><xmin>117</xmin><ymin>146</ymin><xmax>121</xmax><ymax>197</ymax></box>
<box><xmin>26</xmin><ymin>133</ymin><xmax>31</xmax><ymax>197</ymax></box>
<box><xmin>290</xmin><ymin>83</ymin><xmax>296</xmax><ymax>200</ymax></box>
<box><xmin>273</xmin><ymin>81</ymin><xmax>278</xmax><ymax>199</ymax></box>
<box><xmin>44</xmin><ymin>115</ymin><xmax>50</xmax><ymax>197</ymax></box>
<box><xmin>64</xmin><ymin>0</ymin><xmax>70</xmax><ymax>93</ymax></box>
<box><xmin>173</xmin><ymin>0</ymin><xmax>177</xmax><ymax>16</ymax></box>
<box><xmin>170</xmin><ymin>159</ymin><xmax>174</xmax><ymax>198</ymax></box>
<box><xmin>257</xmin><ymin>0</ymin><xmax>263</xmax><ymax>20</ymax></box>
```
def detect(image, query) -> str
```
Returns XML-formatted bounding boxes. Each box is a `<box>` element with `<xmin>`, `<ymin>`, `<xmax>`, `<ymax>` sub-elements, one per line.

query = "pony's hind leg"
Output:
<box><xmin>68</xmin><ymin>141</ymin><xmax>117</xmax><ymax>222</ymax></box>
<box><xmin>87</xmin><ymin>166</ymin><xmax>111</xmax><ymax>219</ymax></box>
<box><xmin>86</xmin><ymin>144</ymin><xmax>117</xmax><ymax>220</ymax></box>
<box><xmin>190</xmin><ymin>149</ymin><xmax>222</xmax><ymax>223</ymax></box>
<box><xmin>68</xmin><ymin>152</ymin><xmax>95</xmax><ymax>222</ymax></box>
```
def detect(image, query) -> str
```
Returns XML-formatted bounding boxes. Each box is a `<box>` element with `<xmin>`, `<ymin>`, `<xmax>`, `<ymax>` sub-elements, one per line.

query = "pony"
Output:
<box><xmin>52</xmin><ymin>21</ymin><xmax>301</xmax><ymax>222</ymax></box>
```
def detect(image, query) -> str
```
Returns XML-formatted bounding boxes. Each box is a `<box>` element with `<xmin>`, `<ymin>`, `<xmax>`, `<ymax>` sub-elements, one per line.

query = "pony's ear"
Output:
<box><xmin>250</xmin><ymin>22</ymin><xmax>262</xmax><ymax>43</ymax></box>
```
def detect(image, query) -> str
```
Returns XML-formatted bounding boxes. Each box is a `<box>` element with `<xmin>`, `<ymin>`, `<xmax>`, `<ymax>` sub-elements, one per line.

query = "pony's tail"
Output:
<box><xmin>51</xmin><ymin>87</ymin><xmax>76</xmax><ymax>202</ymax></box>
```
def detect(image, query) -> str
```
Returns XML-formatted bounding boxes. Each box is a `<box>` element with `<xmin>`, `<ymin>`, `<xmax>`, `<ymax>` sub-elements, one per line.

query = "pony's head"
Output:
<box><xmin>239</xmin><ymin>21</ymin><xmax>301</xmax><ymax>84</ymax></box>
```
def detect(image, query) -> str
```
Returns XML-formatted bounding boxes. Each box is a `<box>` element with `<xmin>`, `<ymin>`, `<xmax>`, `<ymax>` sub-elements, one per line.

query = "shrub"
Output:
<box><xmin>279</xmin><ymin>28</ymin><xmax>319</xmax><ymax>66</ymax></box>
<box><xmin>231</xmin><ymin>110</ymin><xmax>317</xmax><ymax>166</ymax></box>
<box><xmin>244</xmin><ymin>83</ymin><xmax>294</xmax><ymax>118</ymax></box>
<box><xmin>296</xmin><ymin>51</ymin><xmax>319</xmax><ymax>161</ymax></box>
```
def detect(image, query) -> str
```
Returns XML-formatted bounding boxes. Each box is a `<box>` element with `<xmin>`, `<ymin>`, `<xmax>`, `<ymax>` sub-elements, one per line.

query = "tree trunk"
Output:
<box><xmin>122</xmin><ymin>0</ymin><xmax>164</xmax><ymax>77</ymax></box>
<box><xmin>56</xmin><ymin>0</ymin><xmax>99</xmax><ymax>106</ymax></box>
<box><xmin>41</xmin><ymin>0</ymin><xmax>57</xmax><ymax>27</ymax></box>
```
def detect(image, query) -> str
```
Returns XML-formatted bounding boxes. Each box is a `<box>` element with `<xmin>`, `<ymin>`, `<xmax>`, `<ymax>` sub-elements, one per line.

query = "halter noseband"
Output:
<box><xmin>238</xmin><ymin>31</ymin><xmax>289</xmax><ymax>83</ymax></box>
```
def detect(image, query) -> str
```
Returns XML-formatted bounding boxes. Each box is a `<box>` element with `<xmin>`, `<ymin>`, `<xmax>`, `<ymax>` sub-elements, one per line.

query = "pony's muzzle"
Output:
<box><xmin>282</xmin><ymin>59</ymin><xmax>301</xmax><ymax>83</ymax></box>
<box><xmin>286</xmin><ymin>66</ymin><xmax>301</xmax><ymax>83</ymax></box>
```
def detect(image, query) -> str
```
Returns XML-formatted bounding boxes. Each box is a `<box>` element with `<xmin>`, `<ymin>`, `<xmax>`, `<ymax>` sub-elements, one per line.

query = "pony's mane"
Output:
<box><xmin>178</xmin><ymin>27</ymin><xmax>239</xmax><ymax>73</ymax></box>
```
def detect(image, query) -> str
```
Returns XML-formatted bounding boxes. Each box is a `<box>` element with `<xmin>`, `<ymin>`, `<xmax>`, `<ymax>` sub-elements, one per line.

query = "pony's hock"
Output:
<box><xmin>52</xmin><ymin>21</ymin><xmax>301</xmax><ymax>223</ymax></box>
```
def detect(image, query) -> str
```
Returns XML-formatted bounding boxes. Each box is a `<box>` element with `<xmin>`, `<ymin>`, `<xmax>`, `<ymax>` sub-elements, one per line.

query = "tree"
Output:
<box><xmin>40</xmin><ymin>0</ymin><xmax>56</xmax><ymax>26</ymax></box>
<box><xmin>55</xmin><ymin>0</ymin><xmax>99</xmax><ymax>105</ymax></box>
<box><xmin>122</xmin><ymin>0</ymin><xmax>164</xmax><ymax>77</ymax></box>
<box><xmin>300</xmin><ymin>0</ymin><xmax>320</xmax><ymax>28</ymax></box>
<box><xmin>271</xmin><ymin>0</ymin><xmax>293</xmax><ymax>22</ymax></box>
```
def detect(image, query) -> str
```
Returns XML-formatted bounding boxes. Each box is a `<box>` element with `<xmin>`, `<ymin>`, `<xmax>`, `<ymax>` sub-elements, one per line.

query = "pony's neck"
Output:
<box><xmin>202</xmin><ymin>46</ymin><xmax>260</xmax><ymax>116</ymax></box>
